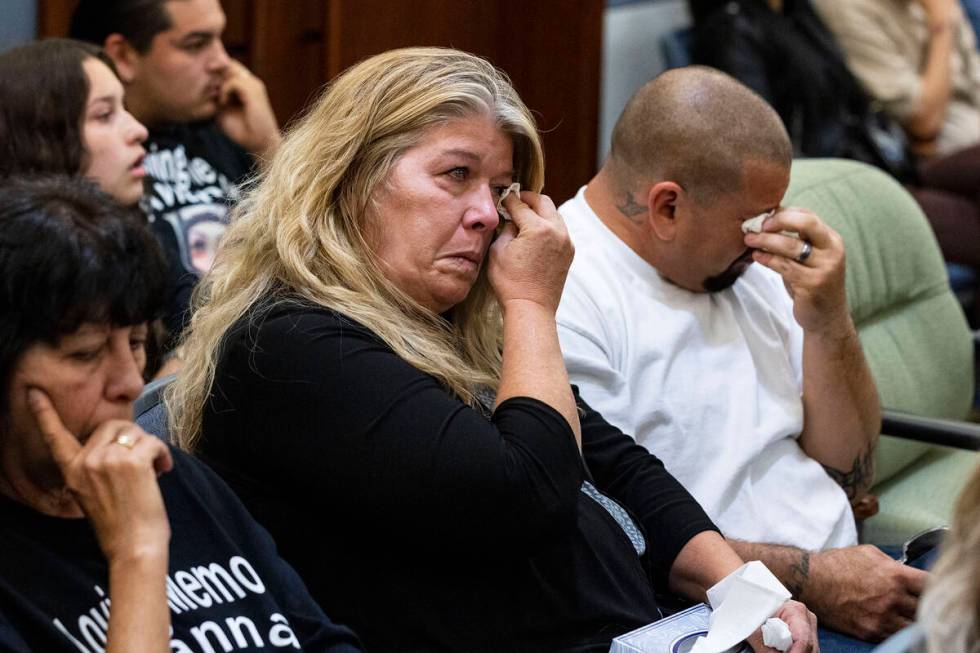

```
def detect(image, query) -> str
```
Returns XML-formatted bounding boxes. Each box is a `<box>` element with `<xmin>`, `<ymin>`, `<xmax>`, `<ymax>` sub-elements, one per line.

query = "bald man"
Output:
<box><xmin>556</xmin><ymin>67</ymin><xmax>924</xmax><ymax>648</ymax></box>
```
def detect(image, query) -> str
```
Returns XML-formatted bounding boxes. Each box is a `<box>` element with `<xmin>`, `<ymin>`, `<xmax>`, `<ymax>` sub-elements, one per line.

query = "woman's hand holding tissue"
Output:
<box><xmin>674</xmin><ymin>541</ymin><xmax>819</xmax><ymax>653</ymax></box>
<box><xmin>490</xmin><ymin>191</ymin><xmax>573</xmax><ymax>313</ymax></box>
<box><xmin>745</xmin><ymin>600</ymin><xmax>818</xmax><ymax>653</ymax></box>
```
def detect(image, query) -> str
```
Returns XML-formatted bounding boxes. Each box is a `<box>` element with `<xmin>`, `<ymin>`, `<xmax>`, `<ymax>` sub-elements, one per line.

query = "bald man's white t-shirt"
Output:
<box><xmin>556</xmin><ymin>187</ymin><xmax>857</xmax><ymax>551</ymax></box>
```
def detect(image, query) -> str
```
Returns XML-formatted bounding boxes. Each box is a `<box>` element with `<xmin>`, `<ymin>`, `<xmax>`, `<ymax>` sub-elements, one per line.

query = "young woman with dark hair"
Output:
<box><xmin>0</xmin><ymin>176</ymin><xmax>361</xmax><ymax>652</ymax></box>
<box><xmin>0</xmin><ymin>38</ymin><xmax>147</xmax><ymax>206</ymax></box>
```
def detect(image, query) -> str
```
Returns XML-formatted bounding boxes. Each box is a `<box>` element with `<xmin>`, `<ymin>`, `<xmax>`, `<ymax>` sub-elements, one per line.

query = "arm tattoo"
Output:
<box><xmin>615</xmin><ymin>192</ymin><xmax>647</xmax><ymax>224</ymax></box>
<box><xmin>786</xmin><ymin>550</ymin><xmax>811</xmax><ymax>598</ymax></box>
<box><xmin>822</xmin><ymin>443</ymin><xmax>876</xmax><ymax>501</ymax></box>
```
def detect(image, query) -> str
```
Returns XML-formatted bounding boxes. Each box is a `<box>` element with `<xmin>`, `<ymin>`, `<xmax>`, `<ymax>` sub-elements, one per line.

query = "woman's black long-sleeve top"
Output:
<box><xmin>200</xmin><ymin>305</ymin><xmax>717</xmax><ymax>652</ymax></box>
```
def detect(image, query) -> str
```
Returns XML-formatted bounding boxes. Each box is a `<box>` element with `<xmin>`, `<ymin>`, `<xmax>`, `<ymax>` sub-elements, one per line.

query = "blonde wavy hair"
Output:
<box><xmin>917</xmin><ymin>462</ymin><xmax>980</xmax><ymax>653</ymax></box>
<box><xmin>167</xmin><ymin>47</ymin><xmax>544</xmax><ymax>450</ymax></box>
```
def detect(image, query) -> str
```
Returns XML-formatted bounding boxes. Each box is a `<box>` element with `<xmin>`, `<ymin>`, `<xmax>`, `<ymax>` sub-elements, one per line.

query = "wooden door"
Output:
<box><xmin>323</xmin><ymin>0</ymin><xmax>603</xmax><ymax>202</ymax></box>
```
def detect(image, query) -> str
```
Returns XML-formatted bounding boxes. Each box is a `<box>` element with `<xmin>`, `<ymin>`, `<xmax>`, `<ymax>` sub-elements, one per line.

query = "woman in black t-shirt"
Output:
<box><xmin>0</xmin><ymin>177</ymin><xmax>361</xmax><ymax>652</ymax></box>
<box><xmin>170</xmin><ymin>47</ymin><xmax>817</xmax><ymax>652</ymax></box>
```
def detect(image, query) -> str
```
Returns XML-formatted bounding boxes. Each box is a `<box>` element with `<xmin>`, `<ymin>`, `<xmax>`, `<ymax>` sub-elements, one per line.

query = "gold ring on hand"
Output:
<box><xmin>114</xmin><ymin>433</ymin><xmax>137</xmax><ymax>449</ymax></box>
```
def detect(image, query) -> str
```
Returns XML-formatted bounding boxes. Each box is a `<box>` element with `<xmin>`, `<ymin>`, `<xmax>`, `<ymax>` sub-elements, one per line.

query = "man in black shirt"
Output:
<box><xmin>70</xmin><ymin>0</ymin><xmax>282</xmax><ymax>342</ymax></box>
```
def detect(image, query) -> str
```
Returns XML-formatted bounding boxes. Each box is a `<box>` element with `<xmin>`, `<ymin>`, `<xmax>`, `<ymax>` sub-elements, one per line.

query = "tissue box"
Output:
<box><xmin>609</xmin><ymin>604</ymin><xmax>750</xmax><ymax>653</ymax></box>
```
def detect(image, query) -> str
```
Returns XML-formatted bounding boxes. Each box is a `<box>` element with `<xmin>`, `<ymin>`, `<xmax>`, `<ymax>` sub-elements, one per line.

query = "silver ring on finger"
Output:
<box><xmin>795</xmin><ymin>240</ymin><xmax>813</xmax><ymax>264</ymax></box>
<box><xmin>113</xmin><ymin>433</ymin><xmax>138</xmax><ymax>449</ymax></box>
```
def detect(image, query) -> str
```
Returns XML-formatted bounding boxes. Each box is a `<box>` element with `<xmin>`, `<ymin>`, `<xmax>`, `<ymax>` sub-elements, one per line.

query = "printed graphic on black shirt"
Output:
<box><xmin>160</xmin><ymin>204</ymin><xmax>229</xmax><ymax>275</ymax></box>
<box><xmin>142</xmin><ymin>142</ymin><xmax>240</xmax><ymax>277</ymax></box>
<box><xmin>50</xmin><ymin>555</ymin><xmax>303</xmax><ymax>652</ymax></box>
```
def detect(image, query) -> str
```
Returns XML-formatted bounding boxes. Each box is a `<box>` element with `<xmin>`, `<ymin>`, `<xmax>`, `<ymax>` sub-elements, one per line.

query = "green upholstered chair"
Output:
<box><xmin>784</xmin><ymin>158</ymin><xmax>979</xmax><ymax>546</ymax></box>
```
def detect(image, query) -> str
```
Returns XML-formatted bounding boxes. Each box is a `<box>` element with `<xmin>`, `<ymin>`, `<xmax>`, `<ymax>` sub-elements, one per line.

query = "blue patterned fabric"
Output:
<box><xmin>580</xmin><ymin>480</ymin><xmax>646</xmax><ymax>556</ymax></box>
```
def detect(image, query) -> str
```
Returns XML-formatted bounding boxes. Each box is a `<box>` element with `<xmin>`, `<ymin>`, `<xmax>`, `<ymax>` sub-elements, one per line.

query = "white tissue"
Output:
<box><xmin>689</xmin><ymin>561</ymin><xmax>793</xmax><ymax>653</ymax></box>
<box><xmin>740</xmin><ymin>209</ymin><xmax>799</xmax><ymax>239</ymax></box>
<box><xmin>762</xmin><ymin>617</ymin><xmax>793</xmax><ymax>652</ymax></box>
<box><xmin>741</xmin><ymin>212</ymin><xmax>769</xmax><ymax>234</ymax></box>
<box><xmin>496</xmin><ymin>182</ymin><xmax>521</xmax><ymax>220</ymax></box>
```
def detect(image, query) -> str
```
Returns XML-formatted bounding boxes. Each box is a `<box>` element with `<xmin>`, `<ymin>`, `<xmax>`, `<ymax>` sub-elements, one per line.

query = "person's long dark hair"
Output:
<box><xmin>0</xmin><ymin>39</ymin><xmax>119</xmax><ymax>179</ymax></box>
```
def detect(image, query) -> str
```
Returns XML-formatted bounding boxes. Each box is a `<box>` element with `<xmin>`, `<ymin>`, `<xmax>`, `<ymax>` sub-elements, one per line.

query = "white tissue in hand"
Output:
<box><xmin>741</xmin><ymin>212</ymin><xmax>769</xmax><ymax>234</ymax></box>
<box><xmin>762</xmin><ymin>618</ymin><xmax>793</xmax><ymax>652</ymax></box>
<box><xmin>740</xmin><ymin>209</ymin><xmax>799</xmax><ymax>239</ymax></box>
<box><xmin>706</xmin><ymin>560</ymin><xmax>791</xmax><ymax>608</ymax></box>
<box><xmin>496</xmin><ymin>182</ymin><xmax>521</xmax><ymax>220</ymax></box>
<box><xmin>690</xmin><ymin>561</ymin><xmax>793</xmax><ymax>653</ymax></box>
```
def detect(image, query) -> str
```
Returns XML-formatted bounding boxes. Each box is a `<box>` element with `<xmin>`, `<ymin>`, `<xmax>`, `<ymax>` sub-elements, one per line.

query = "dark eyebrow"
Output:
<box><xmin>177</xmin><ymin>30</ymin><xmax>217</xmax><ymax>44</ymax></box>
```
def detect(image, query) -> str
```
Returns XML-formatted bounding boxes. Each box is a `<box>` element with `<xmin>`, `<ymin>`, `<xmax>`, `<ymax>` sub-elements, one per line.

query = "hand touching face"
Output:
<box><xmin>4</xmin><ymin>324</ymin><xmax>148</xmax><ymax>483</ymax></box>
<box><xmin>120</xmin><ymin>0</ymin><xmax>231</xmax><ymax>125</ymax></box>
<box><xmin>743</xmin><ymin>208</ymin><xmax>849</xmax><ymax>336</ymax></box>
<box><xmin>658</xmin><ymin>159</ymin><xmax>789</xmax><ymax>294</ymax></box>
<box><xmin>366</xmin><ymin>115</ymin><xmax>514</xmax><ymax>314</ymax></box>
<box><xmin>27</xmin><ymin>388</ymin><xmax>173</xmax><ymax>561</ymax></box>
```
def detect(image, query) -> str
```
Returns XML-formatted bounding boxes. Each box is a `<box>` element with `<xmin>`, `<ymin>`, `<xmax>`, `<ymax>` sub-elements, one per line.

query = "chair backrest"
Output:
<box><xmin>135</xmin><ymin>373</ymin><xmax>175</xmax><ymax>442</ymax></box>
<box><xmin>784</xmin><ymin>159</ymin><xmax>975</xmax><ymax>482</ymax></box>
